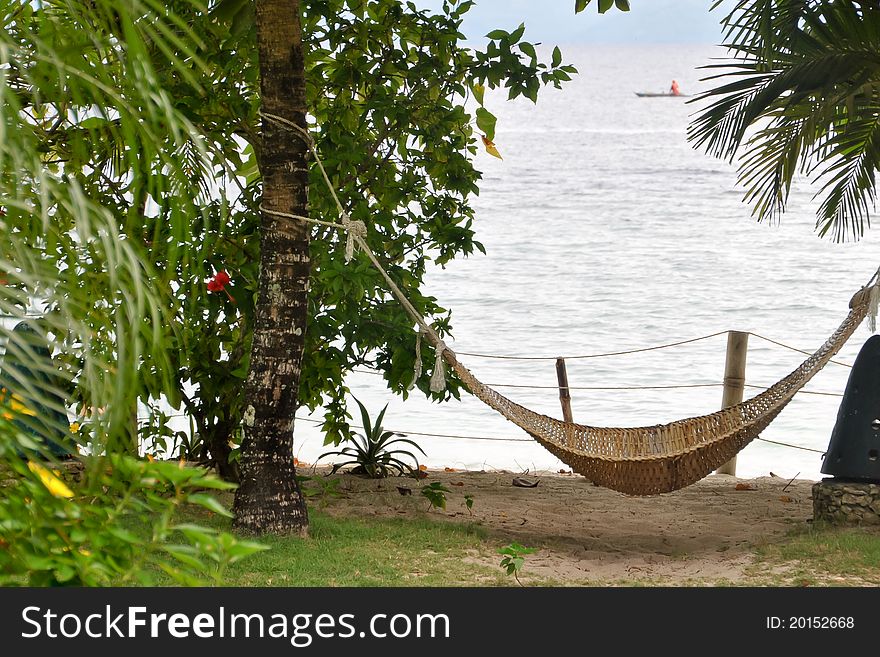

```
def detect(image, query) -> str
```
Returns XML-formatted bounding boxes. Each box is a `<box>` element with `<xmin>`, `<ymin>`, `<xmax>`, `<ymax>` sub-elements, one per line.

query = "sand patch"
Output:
<box><xmin>304</xmin><ymin>467</ymin><xmax>815</xmax><ymax>585</ymax></box>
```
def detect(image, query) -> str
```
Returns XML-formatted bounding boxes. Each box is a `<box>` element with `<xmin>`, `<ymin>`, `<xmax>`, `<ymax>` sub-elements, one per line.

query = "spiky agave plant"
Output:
<box><xmin>317</xmin><ymin>397</ymin><xmax>426</xmax><ymax>478</ymax></box>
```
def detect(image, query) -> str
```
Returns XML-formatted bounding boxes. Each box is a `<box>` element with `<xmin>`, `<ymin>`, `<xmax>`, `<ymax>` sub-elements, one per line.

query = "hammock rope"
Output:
<box><xmin>260</xmin><ymin>112</ymin><xmax>880</xmax><ymax>495</ymax></box>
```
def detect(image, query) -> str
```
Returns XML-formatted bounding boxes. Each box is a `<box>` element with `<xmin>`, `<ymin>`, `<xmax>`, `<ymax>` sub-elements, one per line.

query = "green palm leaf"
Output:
<box><xmin>1</xmin><ymin>0</ymin><xmax>222</xmax><ymax>453</ymax></box>
<box><xmin>691</xmin><ymin>1</ymin><xmax>880</xmax><ymax>240</ymax></box>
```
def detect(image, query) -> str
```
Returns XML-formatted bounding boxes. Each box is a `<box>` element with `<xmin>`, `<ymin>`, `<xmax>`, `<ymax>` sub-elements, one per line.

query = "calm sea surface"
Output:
<box><xmin>295</xmin><ymin>44</ymin><xmax>880</xmax><ymax>482</ymax></box>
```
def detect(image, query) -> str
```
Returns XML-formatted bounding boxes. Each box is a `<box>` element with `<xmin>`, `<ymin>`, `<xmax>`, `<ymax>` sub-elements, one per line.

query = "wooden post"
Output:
<box><xmin>556</xmin><ymin>357</ymin><xmax>574</xmax><ymax>423</ymax></box>
<box><xmin>716</xmin><ymin>330</ymin><xmax>749</xmax><ymax>475</ymax></box>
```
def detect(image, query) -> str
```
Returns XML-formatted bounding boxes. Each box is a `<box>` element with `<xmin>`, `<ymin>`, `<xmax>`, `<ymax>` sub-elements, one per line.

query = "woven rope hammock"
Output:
<box><xmin>260</xmin><ymin>112</ymin><xmax>879</xmax><ymax>496</ymax></box>
<box><xmin>440</xmin><ymin>287</ymin><xmax>873</xmax><ymax>495</ymax></box>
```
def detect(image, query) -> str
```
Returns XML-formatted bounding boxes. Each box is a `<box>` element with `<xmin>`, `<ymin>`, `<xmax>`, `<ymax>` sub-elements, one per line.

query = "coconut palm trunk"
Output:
<box><xmin>232</xmin><ymin>0</ymin><xmax>309</xmax><ymax>534</ymax></box>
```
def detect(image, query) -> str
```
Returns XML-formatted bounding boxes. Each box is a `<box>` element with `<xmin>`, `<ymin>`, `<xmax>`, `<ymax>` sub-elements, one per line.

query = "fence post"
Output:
<box><xmin>716</xmin><ymin>330</ymin><xmax>749</xmax><ymax>476</ymax></box>
<box><xmin>555</xmin><ymin>357</ymin><xmax>574</xmax><ymax>423</ymax></box>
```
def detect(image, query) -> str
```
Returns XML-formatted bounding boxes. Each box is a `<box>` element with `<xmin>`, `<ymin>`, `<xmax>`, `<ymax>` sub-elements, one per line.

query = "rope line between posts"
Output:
<box><xmin>351</xmin><ymin>368</ymin><xmax>843</xmax><ymax>396</ymax></box>
<box><xmin>443</xmin><ymin>331</ymin><xmax>857</xmax><ymax>365</ymax></box>
<box><xmin>136</xmin><ymin>415</ymin><xmax>831</xmax><ymax>452</ymax></box>
<box><xmin>754</xmin><ymin>437</ymin><xmax>826</xmax><ymax>454</ymax></box>
<box><xmin>747</xmin><ymin>332</ymin><xmax>853</xmax><ymax>368</ymax></box>
<box><xmin>744</xmin><ymin>383</ymin><xmax>842</xmax><ymax>398</ymax></box>
<box><xmin>454</xmin><ymin>331</ymin><xmax>730</xmax><ymax>360</ymax></box>
<box><xmin>294</xmin><ymin>415</ymin><xmax>533</xmax><ymax>442</ymax></box>
<box><xmin>296</xmin><ymin>416</ymin><xmax>827</xmax><ymax>452</ymax></box>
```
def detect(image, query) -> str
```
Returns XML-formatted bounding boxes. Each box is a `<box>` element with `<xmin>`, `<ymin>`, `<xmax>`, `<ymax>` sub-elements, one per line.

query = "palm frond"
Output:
<box><xmin>0</xmin><ymin>0</ymin><xmax>222</xmax><ymax>455</ymax></box>
<box><xmin>692</xmin><ymin>1</ymin><xmax>880</xmax><ymax>240</ymax></box>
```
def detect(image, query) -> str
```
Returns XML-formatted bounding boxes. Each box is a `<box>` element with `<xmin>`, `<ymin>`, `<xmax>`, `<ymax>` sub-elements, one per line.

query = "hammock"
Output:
<box><xmin>440</xmin><ymin>287</ymin><xmax>873</xmax><ymax>495</ymax></box>
<box><xmin>260</xmin><ymin>111</ymin><xmax>878</xmax><ymax>496</ymax></box>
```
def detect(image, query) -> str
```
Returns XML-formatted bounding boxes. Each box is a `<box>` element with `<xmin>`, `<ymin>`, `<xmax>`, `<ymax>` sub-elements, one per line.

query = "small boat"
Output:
<box><xmin>634</xmin><ymin>92</ymin><xmax>689</xmax><ymax>98</ymax></box>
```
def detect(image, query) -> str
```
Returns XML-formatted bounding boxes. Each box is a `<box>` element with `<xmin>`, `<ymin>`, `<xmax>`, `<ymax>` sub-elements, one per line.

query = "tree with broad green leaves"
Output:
<box><xmin>690</xmin><ymin>0</ymin><xmax>880</xmax><ymax>241</ymax></box>
<box><xmin>1</xmin><ymin>0</ymin><xmax>632</xmax><ymax>537</ymax></box>
<box><xmin>232</xmin><ymin>0</ymin><xmax>632</xmax><ymax>533</ymax></box>
<box><xmin>235</xmin><ymin>0</ymin><xmax>612</xmax><ymax>532</ymax></box>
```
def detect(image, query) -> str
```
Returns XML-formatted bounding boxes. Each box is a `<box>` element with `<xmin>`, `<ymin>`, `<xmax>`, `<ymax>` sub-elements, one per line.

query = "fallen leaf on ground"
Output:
<box><xmin>735</xmin><ymin>483</ymin><xmax>756</xmax><ymax>491</ymax></box>
<box><xmin>512</xmin><ymin>477</ymin><xmax>539</xmax><ymax>488</ymax></box>
<box><xmin>779</xmin><ymin>495</ymin><xmax>793</xmax><ymax>503</ymax></box>
<box><xmin>444</xmin><ymin>467</ymin><xmax>456</xmax><ymax>472</ymax></box>
<box><xmin>397</xmin><ymin>486</ymin><xmax>412</xmax><ymax>496</ymax></box>
<box><xmin>451</xmin><ymin>481</ymin><xmax>465</xmax><ymax>487</ymax></box>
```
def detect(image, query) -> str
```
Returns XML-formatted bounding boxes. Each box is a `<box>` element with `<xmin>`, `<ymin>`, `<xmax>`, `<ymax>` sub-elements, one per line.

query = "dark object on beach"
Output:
<box><xmin>512</xmin><ymin>477</ymin><xmax>538</xmax><ymax>488</ymax></box>
<box><xmin>396</xmin><ymin>486</ymin><xmax>412</xmax><ymax>496</ymax></box>
<box><xmin>0</xmin><ymin>321</ymin><xmax>72</xmax><ymax>459</ymax></box>
<box><xmin>821</xmin><ymin>335</ymin><xmax>880</xmax><ymax>483</ymax></box>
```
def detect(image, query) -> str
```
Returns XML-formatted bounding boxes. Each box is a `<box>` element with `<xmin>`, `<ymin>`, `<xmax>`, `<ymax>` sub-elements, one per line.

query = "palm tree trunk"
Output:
<box><xmin>232</xmin><ymin>0</ymin><xmax>309</xmax><ymax>535</ymax></box>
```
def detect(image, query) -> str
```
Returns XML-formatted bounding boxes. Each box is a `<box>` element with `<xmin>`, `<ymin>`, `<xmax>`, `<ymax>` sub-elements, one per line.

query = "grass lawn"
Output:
<box><xmin>749</xmin><ymin>524</ymin><xmax>880</xmax><ymax>586</ymax></box>
<box><xmin>176</xmin><ymin>497</ymin><xmax>510</xmax><ymax>587</ymax></box>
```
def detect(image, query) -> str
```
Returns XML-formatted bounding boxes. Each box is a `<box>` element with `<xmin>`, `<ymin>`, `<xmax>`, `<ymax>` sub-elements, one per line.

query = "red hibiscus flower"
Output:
<box><xmin>207</xmin><ymin>270</ymin><xmax>230</xmax><ymax>291</ymax></box>
<box><xmin>207</xmin><ymin>270</ymin><xmax>234</xmax><ymax>302</ymax></box>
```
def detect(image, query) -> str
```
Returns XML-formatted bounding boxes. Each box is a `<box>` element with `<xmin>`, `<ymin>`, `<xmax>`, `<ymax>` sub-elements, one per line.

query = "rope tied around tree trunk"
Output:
<box><xmin>259</xmin><ymin>111</ymin><xmax>450</xmax><ymax>391</ymax></box>
<box><xmin>260</xmin><ymin>111</ymin><xmax>367</xmax><ymax>263</ymax></box>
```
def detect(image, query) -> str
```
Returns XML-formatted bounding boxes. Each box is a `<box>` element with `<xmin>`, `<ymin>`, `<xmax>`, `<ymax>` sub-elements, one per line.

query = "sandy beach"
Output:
<box><xmin>303</xmin><ymin>467</ymin><xmax>875</xmax><ymax>585</ymax></box>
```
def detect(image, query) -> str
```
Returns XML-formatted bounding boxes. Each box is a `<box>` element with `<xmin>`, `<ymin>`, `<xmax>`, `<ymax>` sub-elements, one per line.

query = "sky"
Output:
<box><xmin>417</xmin><ymin>0</ymin><xmax>726</xmax><ymax>45</ymax></box>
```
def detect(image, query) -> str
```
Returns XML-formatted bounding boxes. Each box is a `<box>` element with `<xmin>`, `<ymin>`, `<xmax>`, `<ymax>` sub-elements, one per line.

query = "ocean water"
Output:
<box><xmin>294</xmin><ymin>44</ymin><xmax>880</xmax><ymax>482</ymax></box>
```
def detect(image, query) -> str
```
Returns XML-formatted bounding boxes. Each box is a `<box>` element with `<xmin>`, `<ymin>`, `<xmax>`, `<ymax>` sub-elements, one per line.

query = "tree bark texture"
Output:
<box><xmin>232</xmin><ymin>0</ymin><xmax>309</xmax><ymax>534</ymax></box>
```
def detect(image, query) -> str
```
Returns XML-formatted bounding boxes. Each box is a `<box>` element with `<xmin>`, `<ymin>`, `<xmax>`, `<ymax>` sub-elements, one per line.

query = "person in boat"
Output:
<box><xmin>670</xmin><ymin>79</ymin><xmax>681</xmax><ymax>96</ymax></box>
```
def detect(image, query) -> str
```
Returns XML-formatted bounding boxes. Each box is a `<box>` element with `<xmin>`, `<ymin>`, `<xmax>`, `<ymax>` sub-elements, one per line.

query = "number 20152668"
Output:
<box><xmin>766</xmin><ymin>617</ymin><xmax>854</xmax><ymax>630</ymax></box>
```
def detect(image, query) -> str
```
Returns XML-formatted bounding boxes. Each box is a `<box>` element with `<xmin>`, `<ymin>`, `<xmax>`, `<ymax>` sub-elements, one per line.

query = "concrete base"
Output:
<box><xmin>812</xmin><ymin>479</ymin><xmax>880</xmax><ymax>525</ymax></box>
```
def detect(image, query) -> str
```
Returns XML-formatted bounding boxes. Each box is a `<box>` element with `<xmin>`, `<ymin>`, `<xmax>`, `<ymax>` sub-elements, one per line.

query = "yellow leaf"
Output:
<box><xmin>0</xmin><ymin>388</ymin><xmax>35</xmax><ymax>418</ymax></box>
<box><xmin>472</xmin><ymin>82</ymin><xmax>485</xmax><ymax>105</ymax></box>
<box><xmin>28</xmin><ymin>461</ymin><xmax>74</xmax><ymax>499</ymax></box>
<box><xmin>481</xmin><ymin>134</ymin><xmax>502</xmax><ymax>159</ymax></box>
